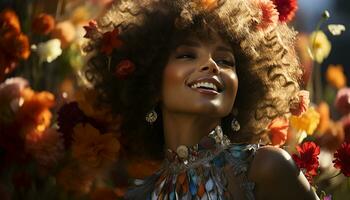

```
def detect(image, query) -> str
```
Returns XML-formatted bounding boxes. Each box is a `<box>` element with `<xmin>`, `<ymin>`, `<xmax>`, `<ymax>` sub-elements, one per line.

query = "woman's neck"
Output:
<box><xmin>162</xmin><ymin>109</ymin><xmax>220</xmax><ymax>151</ymax></box>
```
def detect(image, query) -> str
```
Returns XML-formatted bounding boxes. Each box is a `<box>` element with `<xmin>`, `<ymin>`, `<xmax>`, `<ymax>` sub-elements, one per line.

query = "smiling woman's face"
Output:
<box><xmin>161</xmin><ymin>33</ymin><xmax>238</xmax><ymax>118</ymax></box>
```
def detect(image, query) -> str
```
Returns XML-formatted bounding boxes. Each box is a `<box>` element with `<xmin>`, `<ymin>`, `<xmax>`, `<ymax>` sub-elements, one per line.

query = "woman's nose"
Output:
<box><xmin>199</xmin><ymin>58</ymin><xmax>219</xmax><ymax>74</ymax></box>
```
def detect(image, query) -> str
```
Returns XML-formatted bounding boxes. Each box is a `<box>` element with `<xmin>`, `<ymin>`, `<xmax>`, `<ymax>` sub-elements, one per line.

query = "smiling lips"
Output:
<box><xmin>187</xmin><ymin>77</ymin><xmax>224</xmax><ymax>95</ymax></box>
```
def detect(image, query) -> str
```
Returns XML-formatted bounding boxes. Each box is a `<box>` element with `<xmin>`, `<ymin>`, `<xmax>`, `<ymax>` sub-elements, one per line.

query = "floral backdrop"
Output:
<box><xmin>0</xmin><ymin>0</ymin><xmax>349</xmax><ymax>199</ymax></box>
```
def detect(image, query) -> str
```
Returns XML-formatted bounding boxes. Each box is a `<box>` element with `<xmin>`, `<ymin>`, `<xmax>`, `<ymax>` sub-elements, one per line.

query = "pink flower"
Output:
<box><xmin>290</xmin><ymin>90</ymin><xmax>310</xmax><ymax>116</ymax></box>
<box><xmin>268</xmin><ymin>117</ymin><xmax>289</xmax><ymax>147</ymax></box>
<box><xmin>0</xmin><ymin>77</ymin><xmax>28</xmax><ymax>100</ymax></box>
<box><xmin>272</xmin><ymin>0</ymin><xmax>298</xmax><ymax>23</ymax></box>
<box><xmin>0</xmin><ymin>77</ymin><xmax>28</xmax><ymax>113</ymax></box>
<box><xmin>253</xmin><ymin>0</ymin><xmax>279</xmax><ymax>30</ymax></box>
<box><xmin>334</xmin><ymin>88</ymin><xmax>350</xmax><ymax>115</ymax></box>
<box><xmin>323</xmin><ymin>195</ymin><xmax>332</xmax><ymax>200</ymax></box>
<box><xmin>341</xmin><ymin>115</ymin><xmax>350</xmax><ymax>142</ymax></box>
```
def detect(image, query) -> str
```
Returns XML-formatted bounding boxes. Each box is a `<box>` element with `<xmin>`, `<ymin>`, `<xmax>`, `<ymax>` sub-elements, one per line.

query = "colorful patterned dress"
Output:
<box><xmin>125</xmin><ymin>126</ymin><xmax>260</xmax><ymax>200</ymax></box>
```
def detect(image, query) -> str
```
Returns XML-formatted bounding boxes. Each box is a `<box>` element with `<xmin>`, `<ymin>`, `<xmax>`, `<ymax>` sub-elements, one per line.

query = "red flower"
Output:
<box><xmin>292</xmin><ymin>141</ymin><xmax>320</xmax><ymax>182</ymax></box>
<box><xmin>100</xmin><ymin>28</ymin><xmax>123</xmax><ymax>55</ymax></box>
<box><xmin>32</xmin><ymin>13</ymin><xmax>55</xmax><ymax>35</ymax></box>
<box><xmin>272</xmin><ymin>0</ymin><xmax>298</xmax><ymax>23</ymax></box>
<box><xmin>333</xmin><ymin>142</ymin><xmax>350</xmax><ymax>177</ymax></box>
<box><xmin>115</xmin><ymin>60</ymin><xmax>135</xmax><ymax>79</ymax></box>
<box><xmin>83</xmin><ymin>20</ymin><xmax>100</xmax><ymax>40</ymax></box>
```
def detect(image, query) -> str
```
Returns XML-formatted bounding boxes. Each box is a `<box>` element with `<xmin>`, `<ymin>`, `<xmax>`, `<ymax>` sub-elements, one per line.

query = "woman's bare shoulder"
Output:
<box><xmin>248</xmin><ymin>145</ymin><xmax>320</xmax><ymax>200</ymax></box>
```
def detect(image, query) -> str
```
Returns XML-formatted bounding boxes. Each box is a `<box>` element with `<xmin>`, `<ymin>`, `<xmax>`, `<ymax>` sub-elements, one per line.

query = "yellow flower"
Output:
<box><xmin>326</xmin><ymin>64</ymin><xmax>347</xmax><ymax>89</ymax></box>
<box><xmin>72</xmin><ymin>123</ymin><xmax>120</xmax><ymax>169</ymax></box>
<box><xmin>290</xmin><ymin>107</ymin><xmax>320</xmax><ymax>135</ymax></box>
<box><xmin>71</xmin><ymin>6</ymin><xmax>90</xmax><ymax>25</ymax></box>
<box><xmin>309</xmin><ymin>31</ymin><xmax>331</xmax><ymax>64</ymax></box>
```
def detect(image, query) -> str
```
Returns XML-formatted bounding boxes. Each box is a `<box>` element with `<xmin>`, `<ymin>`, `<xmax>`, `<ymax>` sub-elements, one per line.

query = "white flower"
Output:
<box><xmin>35</xmin><ymin>39</ymin><xmax>62</xmax><ymax>63</ymax></box>
<box><xmin>328</xmin><ymin>24</ymin><xmax>346</xmax><ymax>36</ymax></box>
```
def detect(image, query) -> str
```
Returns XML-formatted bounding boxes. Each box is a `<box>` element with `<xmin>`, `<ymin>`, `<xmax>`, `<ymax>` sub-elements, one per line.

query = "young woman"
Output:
<box><xmin>83</xmin><ymin>0</ymin><xmax>319</xmax><ymax>199</ymax></box>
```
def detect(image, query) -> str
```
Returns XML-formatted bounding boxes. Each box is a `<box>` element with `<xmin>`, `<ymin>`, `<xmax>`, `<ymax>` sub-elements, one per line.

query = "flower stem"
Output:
<box><xmin>55</xmin><ymin>0</ymin><xmax>64</xmax><ymax>20</ymax></box>
<box><xmin>108</xmin><ymin>56</ymin><xmax>112</xmax><ymax>72</ymax></box>
<box><xmin>327</xmin><ymin>171</ymin><xmax>342</xmax><ymax>179</ymax></box>
<box><xmin>308</xmin><ymin>11</ymin><xmax>329</xmax><ymax>104</ymax></box>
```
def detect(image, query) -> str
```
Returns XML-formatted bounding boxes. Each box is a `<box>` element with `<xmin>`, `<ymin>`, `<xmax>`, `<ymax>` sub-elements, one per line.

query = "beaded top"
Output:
<box><xmin>125</xmin><ymin>126</ymin><xmax>259</xmax><ymax>200</ymax></box>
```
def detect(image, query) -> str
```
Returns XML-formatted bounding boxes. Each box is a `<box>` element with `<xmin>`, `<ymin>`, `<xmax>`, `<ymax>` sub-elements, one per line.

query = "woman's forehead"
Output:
<box><xmin>175</xmin><ymin>34</ymin><xmax>233</xmax><ymax>51</ymax></box>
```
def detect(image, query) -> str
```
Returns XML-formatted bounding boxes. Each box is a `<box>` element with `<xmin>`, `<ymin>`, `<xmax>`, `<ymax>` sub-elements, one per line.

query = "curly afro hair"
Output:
<box><xmin>83</xmin><ymin>0</ymin><xmax>302</xmax><ymax>159</ymax></box>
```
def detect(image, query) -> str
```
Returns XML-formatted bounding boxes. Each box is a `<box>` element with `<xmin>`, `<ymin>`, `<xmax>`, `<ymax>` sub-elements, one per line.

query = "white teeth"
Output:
<box><xmin>190</xmin><ymin>82</ymin><xmax>218</xmax><ymax>91</ymax></box>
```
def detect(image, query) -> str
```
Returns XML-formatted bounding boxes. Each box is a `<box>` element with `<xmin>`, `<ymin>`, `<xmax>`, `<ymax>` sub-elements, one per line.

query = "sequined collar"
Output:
<box><xmin>125</xmin><ymin>126</ymin><xmax>260</xmax><ymax>200</ymax></box>
<box><xmin>164</xmin><ymin>126</ymin><xmax>235</xmax><ymax>171</ymax></box>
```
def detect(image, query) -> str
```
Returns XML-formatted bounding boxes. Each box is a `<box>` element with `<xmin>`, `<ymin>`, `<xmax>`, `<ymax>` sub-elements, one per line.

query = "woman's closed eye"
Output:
<box><xmin>175</xmin><ymin>53</ymin><xmax>197</xmax><ymax>59</ymax></box>
<box><xmin>216</xmin><ymin>59</ymin><xmax>235</xmax><ymax>68</ymax></box>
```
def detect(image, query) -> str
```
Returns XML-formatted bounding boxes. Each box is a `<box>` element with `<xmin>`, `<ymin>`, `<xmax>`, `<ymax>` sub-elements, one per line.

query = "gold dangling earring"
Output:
<box><xmin>231</xmin><ymin>117</ymin><xmax>240</xmax><ymax>132</ymax></box>
<box><xmin>145</xmin><ymin>109</ymin><xmax>157</xmax><ymax>124</ymax></box>
<box><xmin>231</xmin><ymin>108</ymin><xmax>240</xmax><ymax>132</ymax></box>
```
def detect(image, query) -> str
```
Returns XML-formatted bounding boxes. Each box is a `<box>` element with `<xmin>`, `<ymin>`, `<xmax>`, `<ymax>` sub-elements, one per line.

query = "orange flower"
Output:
<box><xmin>51</xmin><ymin>21</ymin><xmax>76</xmax><ymax>48</ymax></box>
<box><xmin>0</xmin><ymin>9</ymin><xmax>21</xmax><ymax>33</ymax></box>
<box><xmin>316</xmin><ymin>101</ymin><xmax>330</xmax><ymax>134</ymax></box>
<box><xmin>16</xmin><ymin>88</ymin><xmax>55</xmax><ymax>135</ymax></box>
<box><xmin>74</xmin><ymin>89</ymin><xmax>122</xmax><ymax>131</ymax></box>
<box><xmin>25</xmin><ymin>127</ymin><xmax>64</xmax><ymax>169</ymax></box>
<box><xmin>100</xmin><ymin>28</ymin><xmax>123</xmax><ymax>55</ymax></box>
<box><xmin>56</xmin><ymin>164</ymin><xmax>94</xmax><ymax>194</ymax></box>
<box><xmin>253</xmin><ymin>0</ymin><xmax>279</xmax><ymax>30</ymax></box>
<box><xmin>32</xmin><ymin>13</ymin><xmax>55</xmax><ymax>35</ymax></box>
<box><xmin>0</xmin><ymin>31</ymin><xmax>30</xmax><ymax>80</ymax></box>
<box><xmin>326</xmin><ymin>64</ymin><xmax>347</xmax><ymax>89</ymax></box>
<box><xmin>72</xmin><ymin>123</ymin><xmax>120</xmax><ymax>169</ymax></box>
<box><xmin>268</xmin><ymin>117</ymin><xmax>289</xmax><ymax>147</ymax></box>
<box><xmin>90</xmin><ymin>188</ymin><xmax>118</xmax><ymax>200</ymax></box>
<box><xmin>201</xmin><ymin>0</ymin><xmax>218</xmax><ymax>10</ymax></box>
<box><xmin>296</xmin><ymin>34</ymin><xmax>313</xmax><ymax>85</ymax></box>
<box><xmin>75</xmin><ymin>89</ymin><xmax>106</xmax><ymax>119</ymax></box>
<box><xmin>316</xmin><ymin>120</ymin><xmax>344</xmax><ymax>151</ymax></box>
<box><xmin>0</xmin><ymin>9</ymin><xmax>30</xmax><ymax>81</ymax></box>
<box><xmin>2</xmin><ymin>31</ymin><xmax>30</xmax><ymax>60</ymax></box>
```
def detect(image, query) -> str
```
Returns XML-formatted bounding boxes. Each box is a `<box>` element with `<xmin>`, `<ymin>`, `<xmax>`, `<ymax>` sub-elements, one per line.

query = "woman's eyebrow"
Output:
<box><xmin>178</xmin><ymin>40</ymin><xmax>201</xmax><ymax>48</ymax></box>
<box><xmin>216</xmin><ymin>45</ymin><xmax>233</xmax><ymax>53</ymax></box>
